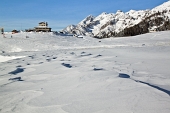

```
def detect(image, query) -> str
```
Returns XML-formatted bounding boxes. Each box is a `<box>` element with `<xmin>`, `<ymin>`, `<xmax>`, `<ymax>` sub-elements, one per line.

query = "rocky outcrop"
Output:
<box><xmin>117</xmin><ymin>11</ymin><xmax>170</xmax><ymax>37</ymax></box>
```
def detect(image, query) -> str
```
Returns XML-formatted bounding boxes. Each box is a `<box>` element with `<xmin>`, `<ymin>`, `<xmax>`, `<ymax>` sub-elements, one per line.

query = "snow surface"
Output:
<box><xmin>152</xmin><ymin>0</ymin><xmax>170</xmax><ymax>12</ymax></box>
<box><xmin>0</xmin><ymin>31</ymin><xmax>170</xmax><ymax>113</ymax></box>
<box><xmin>0</xmin><ymin>56</ymin><xmax>25</xmax><ymax>63</ymax></box>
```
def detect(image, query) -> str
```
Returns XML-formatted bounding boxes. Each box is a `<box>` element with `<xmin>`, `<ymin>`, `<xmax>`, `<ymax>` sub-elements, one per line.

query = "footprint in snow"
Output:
<box><xmin>94</xmin><ymin>54</ymin><xmax>102</xmax><ymax>58</ymax></box>
<box><xmin>8</xmin><ymin>68</ymin><xmax>25</xmax><ymax>75</ymax></box>
<box><xmin>119</xmin><ymin>73</ymin><xmax>130</xmax><ymax>78</ymax></box>
<box><xmin>9</xmin><ymin>77</ymin><xmax>23</xmax><ymax>81</ymax></box>
<box><xmin>93</xmin><ymin>68</ymin><xmax>104</xmax><ymax>71</ymax></box>
<box><xmin>61</xmin><ymin>63</ymin><xmax>72</xmax><ymax>68</ymax></box>
<box><xmin>80</xmin><ymin>53</ymin><xmax>92</xmax><ymax>57</ymax></box>
<box><xmin>46</xmin><ymin>58</ymin><xmax>51</xmax><ymax>62</ymax></box>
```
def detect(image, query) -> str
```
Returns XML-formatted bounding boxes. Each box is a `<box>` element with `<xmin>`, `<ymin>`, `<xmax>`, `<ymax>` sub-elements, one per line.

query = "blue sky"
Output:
<box><xmin>0</xmin><ymin>0</ymin><xmax>168</xmax><ymax>31</ymax></box>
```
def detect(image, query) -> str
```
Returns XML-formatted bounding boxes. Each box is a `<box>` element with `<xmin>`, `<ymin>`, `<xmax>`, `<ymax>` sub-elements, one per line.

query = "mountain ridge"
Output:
<box><xmin>62</xmin><ymin>1</ymin><xmax>170</xmax><ymax>38</ymax></box>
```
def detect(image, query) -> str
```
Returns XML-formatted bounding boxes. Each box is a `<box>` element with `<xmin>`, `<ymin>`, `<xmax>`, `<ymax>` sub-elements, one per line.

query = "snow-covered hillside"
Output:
<box><xmin>63</xmin><ymin>1</ymin><xmax>170</xmax><ymax>38</ymax></box>
<box><xmin>0</xmin><ymin>31</ymin><xmax>170</xmax><ymax>113</ymax></box>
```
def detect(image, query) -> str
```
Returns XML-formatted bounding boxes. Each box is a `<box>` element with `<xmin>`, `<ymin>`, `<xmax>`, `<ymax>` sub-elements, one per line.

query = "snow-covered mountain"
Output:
<box><xmin>62</xmin><ymin>1</ymin><xmax>170</xmax><ymax>38</ymax></box>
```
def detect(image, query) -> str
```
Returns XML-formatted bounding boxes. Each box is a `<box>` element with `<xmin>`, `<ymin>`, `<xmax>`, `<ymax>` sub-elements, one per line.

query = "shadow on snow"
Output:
<box><xmin>8</xmin><ymin>68</ymin><xmax>24</xmax><ymax>75</ymax></box>
<box><xmin>118</xmin><ymin>73</ymin><xmax>170</xmax><ymax>96</ymax></box>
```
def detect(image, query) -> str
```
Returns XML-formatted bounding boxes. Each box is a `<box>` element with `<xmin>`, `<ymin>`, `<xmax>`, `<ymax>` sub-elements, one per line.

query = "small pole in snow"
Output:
<box><xmin>1</xmin><ymin>28</ymin><xmax>6</xmax><ymax>38</ymax></box>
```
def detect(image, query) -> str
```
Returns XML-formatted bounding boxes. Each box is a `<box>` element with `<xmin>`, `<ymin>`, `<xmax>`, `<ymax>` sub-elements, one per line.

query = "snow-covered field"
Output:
<box><xmin>0</xmin><ymin>31</ymin><xmax>170</xmax><ymax>113</ymax></box>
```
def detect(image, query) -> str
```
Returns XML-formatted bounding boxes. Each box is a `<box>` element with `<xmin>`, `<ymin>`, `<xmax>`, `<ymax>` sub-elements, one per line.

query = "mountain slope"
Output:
<box><xmin>62</xmin><ymin>1</ymin><xmax>170</xmax><ymax>38</ymax></box>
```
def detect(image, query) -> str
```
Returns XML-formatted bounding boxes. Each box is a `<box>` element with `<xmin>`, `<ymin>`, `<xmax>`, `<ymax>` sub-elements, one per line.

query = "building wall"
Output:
<box><xmin>39</xmin><ymin>22</ymin><xmax>47</xmax><ymax>27</ymax></box>
<box><xmin>34</xmin><ymin>27</ymin><xmax>51</xmax><ymax>32</ymax></box>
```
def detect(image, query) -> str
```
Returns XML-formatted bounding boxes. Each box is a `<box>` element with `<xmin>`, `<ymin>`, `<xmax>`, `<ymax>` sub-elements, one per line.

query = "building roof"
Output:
<box><xmin>39</xmin><ymin>22</ymin><xmax>46</xmax><ymax>24</ymax></box>
<box><xmin>35</xmin><ymin>26</ymin><xmax>48</xmax><ymax>28</ymax></box>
